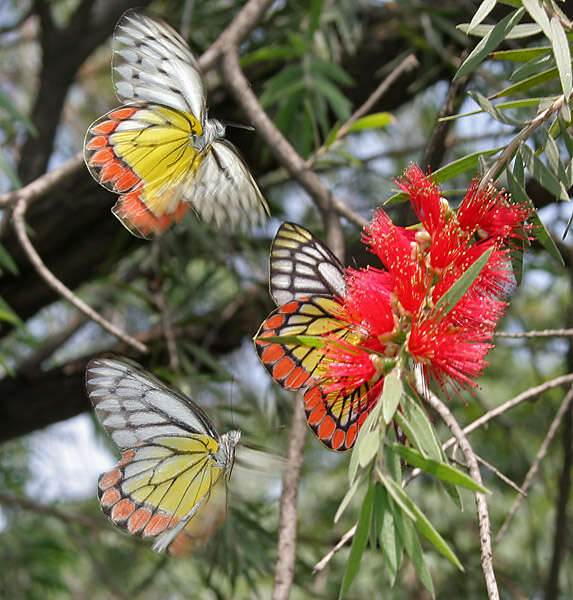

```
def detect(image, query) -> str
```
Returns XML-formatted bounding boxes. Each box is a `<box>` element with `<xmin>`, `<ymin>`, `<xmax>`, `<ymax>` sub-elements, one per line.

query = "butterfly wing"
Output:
<box><xmin>254</xmin><ymin>296</ymin><xmax>377</xmax><ymax>450</ymax></box>
<box><xmin>113</xmin><ymin>9</ymin><xmax>205</xmax><ymax>119</ymax></box>
<box><xmin>186</xmin><ymin>139</ymin><xmax>270</xmax><ymax>231</ymax></box>
<box><xmin>84</xmin><ymin>104</ymin><xmax>202</xmax><ymax>238</ymax></box>
<box><xmin>270</xmin><ymin>222</ymin><xmax>346</xmax><ymax>306</ymax></box>
<box><xmin>86</xmin><ymin>357</ymin><xmax>235</xmax><ymax>555</ymax></box>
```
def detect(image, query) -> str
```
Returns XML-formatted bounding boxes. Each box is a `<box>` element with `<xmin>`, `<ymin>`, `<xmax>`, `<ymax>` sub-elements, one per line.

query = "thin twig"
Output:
<box><xmin>220</xmin><ymin>46</ymin><xmax>367</xmax><ymax>229</ymax></box>
<box><xmin>496</xmin><ymin>328</ymin><xmax>573</xmax><ymax>338</ymax></box>
<box><xmin>451</xmin><ymin>454</ymin><xmax>526</xmax><ymax>496</ymax></box>
<box><xmin>272</xmin><ymin>397</ymin><xmax>307</xmax><ymax>600</ymax></box>
<box><xmin>307</xmin><ymin>54</ymin><xmax>419</xmax><ymax>169</ymax></box>
<box><xmin>313</xmin><ymin>524</ymin><xmax>357</xmax><ymax>574</ymax></box>
<box><xmin>12</xmin><ymin>194</ymin><xmax>148</xmax><ymax>354</ymax></box>
<box><xmin>198</xmin><ymin>0</ymin><xmax>274</xmax><ymax>72</ymax></box>
<box><xmin>478</xmin><ymin>95</ymin><xmax>565</xmax><ymax>190</ymax></box>
<box><xmin>422</xmin><ymin>389</ymin><xmax>500</xmax><ymax>600</ymax></box>
<box><xmin>443</xmin><ymin>373</ymin><xmax>573</xmax><ymax>450</ymax></box>
<box><xmin>495</xmin><ymin>385</ymin><xmax>573</xmax><ymax>543</ymax></box>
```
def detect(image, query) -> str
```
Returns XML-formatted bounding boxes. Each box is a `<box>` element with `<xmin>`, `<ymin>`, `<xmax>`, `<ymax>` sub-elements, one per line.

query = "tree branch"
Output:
<box><xmin>272</xmin><ymin>397</ymin><xmax>307</xmax><ymax>600</ymax></box>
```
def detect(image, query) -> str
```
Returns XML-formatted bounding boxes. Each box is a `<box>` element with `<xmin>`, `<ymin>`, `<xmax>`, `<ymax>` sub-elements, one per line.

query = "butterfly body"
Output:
<box><xmin>84</xmin><ymin>10</ymin><xmax>269</xmax><ymax>238</ymax></box>
<box><xmin>86</xmin><ymin>357</ymin><xmax>239</xmax><ymax>555</ymax></box>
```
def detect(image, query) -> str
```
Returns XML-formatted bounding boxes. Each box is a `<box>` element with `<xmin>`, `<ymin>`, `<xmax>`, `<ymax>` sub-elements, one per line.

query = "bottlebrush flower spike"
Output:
<box><xmin>254</xmin><ymin>168</ymin><xmax>532</xmax><ymax>450</ymax></box>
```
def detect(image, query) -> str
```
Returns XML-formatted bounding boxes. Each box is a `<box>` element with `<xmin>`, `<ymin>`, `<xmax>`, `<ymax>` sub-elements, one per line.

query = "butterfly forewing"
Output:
<box><xmin>113</xmin><ymin>9</ymin><xmax>205</xmax><ymax>119</ymax></box>
<box><xmin>86</xmin><ymin>357</ymin><xmax>239</xmax><ymax>554</ymax></box>
<box><xmin>270</xmin><ymin>222</ymin><xmax>346</xmax><ymax>306</ymax></box>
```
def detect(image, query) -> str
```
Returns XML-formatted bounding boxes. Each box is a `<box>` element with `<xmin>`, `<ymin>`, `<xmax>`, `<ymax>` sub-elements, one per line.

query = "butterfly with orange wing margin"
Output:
<box><xmin>254</xmin><ymin>222</ymin><xmax>381</xmax><ymax>451</ymax></box>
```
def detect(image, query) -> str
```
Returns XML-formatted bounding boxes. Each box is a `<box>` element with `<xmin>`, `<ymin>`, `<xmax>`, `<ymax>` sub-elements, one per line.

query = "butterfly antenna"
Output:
<box><xmin>224</xmin><ymin>120</ymin><xmax>255</xmax><ymax>132</ymax></box>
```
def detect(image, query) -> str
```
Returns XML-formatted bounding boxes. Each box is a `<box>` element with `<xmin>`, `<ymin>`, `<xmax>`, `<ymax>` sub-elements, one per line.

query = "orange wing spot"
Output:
<box><xmin>345</xmin><ymin>423</ymin><xmax>358</xmax><ymax>449</ymax></box>
<box><xmin>100</xmin><ymin>160</ymin><xmax>126</xmax><ymax>183</ymax></box>
<box><xmin>260</xmin><ymin>343</ymin><xmax>284</xmax><ymax>364</ymax></box>
<box><xmin>303</xmin><ymin>387</ymin><xmax>322</xmax><ymax>411</ymax></box>
<box><xmin>128</xmin><ymin>508</ymin><xmax>153</xmax><ymax>533</ymax></box>
<box><xmin>118</xmin><ymin>449</ymin><xmax>135</xmax><ymax>467</ymax></box>
<box><xmin>100</xmin><ymin>487</ymin><xmax>121</xmax><ymax>507</ymax></box>
<box><xmin>272</xmin><ymin>356</ymin><xmax>295</xmax><ymax>381</ymax></box>
<box><xmin>307</xmin><ymin>401</ymin><xmax>326</xmax><ymax>425</ymax></box>
<box><xmin>86</xmin><ymin>135</ymin><xmax>109</xmax><ymax>150</ymax></box>
<box><xmin>99</xmin><ymin>469</ymin><xmax>121</xmax><ymax>490</ymax></box>
<box><xmin>357</xmin><ymin>411</ymin><xmax>369</xmax><ymax>428</ymax></box>
<box><xmin>281</xmin><ymin>301</ymin><xmax>301</xmax><ymax>314</ymax></box>
<box><xmin>285</xmin><ymin>366</ymin><xmax>310</xmax><ymax>389</ymax></box>
<box><xmin>143</xmin><ymin>513</ymin><xmax>173</xmax><ymax>537</ymax></box>
<box><xmin>89</xmin><ymin>147</ymin><xmax>115</xmax><ymax>166</ymax></box>
<box><xmin>91</xmin><ymin>120</ymin><xmax>119</xmax><ymax>135</ymax></box>
<box><xmin>114</xmin><ymin>170</ymin><xmax>141</xmax><ymax>192</ymax></box>
<box><xmin>264</xmin><ymin>314</ymin><xmax>286</xmax><ymax>329</ymax></box>
<box><xmin>317</xmin><ymin>415</ymin><xmax>336</xmax><ymax>441</ymax></box>
<box><xmin>109</xmin><ymin>107</ymin><xmax>138</xmax><ymax>120</ymax></box>
<box><xmin>111</xmin><ymin>498</ymin><xmax>136</xmax><ymax>522</ymax></box>
<box><xmin>331</xmin><ymin>429</ymin><xmax>346</xmax><ymax>450</ymax></box>
<box><xmin>115</xmin><ymin>193</ymin><xmax>174</xmax><ymax>237</ymax></box>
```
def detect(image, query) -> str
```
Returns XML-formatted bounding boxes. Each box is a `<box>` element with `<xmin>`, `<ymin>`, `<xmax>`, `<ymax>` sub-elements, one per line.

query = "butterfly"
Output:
<box><xmin>86</xmin><ymin>356</ymin><xmax>240</xmax><ymax>555</ymax></box>
<box><xmin>84</xmin><ymin>10</ymin><xmax>269</xmax><ymax>239</ymax></box>
<box><xmin>254</xmin><ymin>222</ymin><xmax>379</xmax><ymax>451</ymax></box>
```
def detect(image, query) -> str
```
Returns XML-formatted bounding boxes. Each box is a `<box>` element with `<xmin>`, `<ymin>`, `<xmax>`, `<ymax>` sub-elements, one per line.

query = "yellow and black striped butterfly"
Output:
<box><xmin>84</xmin><ymin>10</ymin><xmax>269</xmax><ymax>238</ymax></box>
<box><xmin>255</xmin><ymin>223</ymin><xmax>378</xmax><ymax>451</ymax></box>
<box><xmin>86</xmin><ymin>357</ymin><xmax>240</xmax><ymax>555</ymax></box>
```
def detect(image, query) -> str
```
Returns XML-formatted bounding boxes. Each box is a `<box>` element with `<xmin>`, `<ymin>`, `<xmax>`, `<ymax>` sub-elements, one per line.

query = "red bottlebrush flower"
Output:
<box><xmin>318</xmin><ymin>165</ymin><xmax>531</xmax><ymax>394</ymax></box>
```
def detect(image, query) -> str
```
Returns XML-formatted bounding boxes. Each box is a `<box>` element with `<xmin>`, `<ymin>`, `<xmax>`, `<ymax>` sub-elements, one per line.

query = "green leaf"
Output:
<box><xmin>433</xmin><ymin>247</ymin><xmax>494</xmax><ymax>319</ymax></box>
<box><xmin>349</xmin><ymin>397</ymin><xmax>383</xmax><ymax>484</ymax></box>
<box><xmin>381</xmin><ymin>370</ymin><xmax>402</xmax><ymax>424</ymax></box>
<box><xmin>0</xmin><ymin>296</ymin><xmax>22</xmax><ymax>327</ymax></box>
<box><xmin>522</xmin><ymin>0</ymin><xmax>552</xmax><ymax>37</ymax></box>
<box><xmin>339</xmin><ymin>480</ymin><xmax>375</xmax><ymax>599</ymax></box>
<box><xmin>377</xmin><ymin>469</ymin><xmax>416</xmax><ymax>520</ymax></box>
<box><xmin>312</xmin><ymin>74</ymin><xmax>352</xmax><ymax>121</ymax></box>
<box><xmin>310</xmin><ymin>55</ymin><xmax>354</xmax><ymax>86</ymax></box>
<box><xmin>507</xmin><ymin>168</ymin><xmax>564</xmax><ymax>265</ymax></box>
<box><xmin>375</xmin><ymin>485</ymin><xmax>401</xmax><ymax>583</ymax></box>
<box><xmin>394</xmin><ymin>394</ymin><xmax>441</xmax><ymax>461</ymax></box>
<box><xmin>468</xmin><ymin>91</ymin><xmax>525</xmax><ymax>126</ymax></box>
<box><xmin>455</xmin><ymin>8</ymin><xmax>525</xmax><ymax>80</ymax></box>
<box><xmin>391</xmin><ymin>444</ymin><xmax>490</xmax><ymax>493</ymax></box>
<box><xmin>180</xmin><ymin>341</ymin><xmax>231</xmax><ymax>381</ymax></box>
<box><xmin>260</xmin><ymin>64</ymin><xmax>305</xmax><ymax>107</ymax></box>
<box><xmin>510</xmin><ymin>53</ymin><xmax>553</xmax><ymax>82</ymax></box>
<box><xmin>335</xmin><ymin>469</ymin><xmax>367</xmax><ymax>523</ymax></box>
<box><xmin>346</xmin><ymin>112</ymin><xmax>394</xmax><ymax>133</ymax></box>
<box><xmin>0</xmin><ymin>242</ymin><xmax>18</xmax><ymax>275</ymax></box>
<box><xmin>255</xmin><ymin>334</ymin><xmax>328</xmax><ymax>348</ymax></box>
<box><xmin>550</xmin><ymin>16</ymin><xmax>573</xmax><ymax>100</ymax></box>
<box><xmin>467</xmin><ymin>0</ymin><xmax>497</xmax><ymax>33</ymax></box>
<box><xmin>383</xmin><ymin>474</ymin><xmax>464</xmax><ymax>571</ymax></box>
<box><xmin>458</xmin><ymin>21</ymin><xmax>542</xmax><ymax>39</ymax></box>
<box><xmin>543</xmin><ymin>131</ymin><xmax>568</xmax><ymax>183</ymax></box>
<box><xmin>491</xmin><ymin>65</ymin><xmax>563</xmax><ymax>98</ymax></box>
<box><xmin>358</xmin><ymin>430</ymin><xmax>381</xmax><ymax>468</ymax></box>
<box><xmin>519</xmin><ymin>142</ymin><xmax>569</xmax><ymax>201</ymax></box>
<box><xmin>240</xmin><ymin>45</ymin><xmax>303</xmax><ymax>66</ymax></box>
<box><xmin>309</xmin><ymin>0</ymin><xmax>323</xmax><ymax>36</ymax></box>
<box><xmin>388</xmin><ymin>497</ymin><xmax>435</xmax><ymax>597</ymax></box>
<box><xmin>490</xmin><ymin>47</ymin><xmax>552</xmax><ymax>62</ymax></box>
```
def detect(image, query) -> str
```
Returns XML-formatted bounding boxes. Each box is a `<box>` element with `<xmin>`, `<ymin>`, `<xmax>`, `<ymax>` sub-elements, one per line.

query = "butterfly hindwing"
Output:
<box><xmin>86</xmin><ymin>357</ymin><xmax>239</xmax><ymax>555</ymax></box>
<box><xmin>270</xmin><ymin>222</ymin><xmax>346</xmax><ymax>306</ymax></box>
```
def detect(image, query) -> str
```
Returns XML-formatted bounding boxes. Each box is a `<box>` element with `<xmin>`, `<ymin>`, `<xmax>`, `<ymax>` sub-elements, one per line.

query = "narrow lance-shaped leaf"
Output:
<box><xmin>339</xmin><ymin>480</ymin><xmax>375</xmax><ymax>599</ymax></box>
<box><xmin>433</xmin><ymin>247</ymin><xmax>494</xmax><ymax>319</ymax></box>
<box><xmin>455</xmin><ymin>8</ymin><xmax>525</xmax><ymax>80</ymax></box>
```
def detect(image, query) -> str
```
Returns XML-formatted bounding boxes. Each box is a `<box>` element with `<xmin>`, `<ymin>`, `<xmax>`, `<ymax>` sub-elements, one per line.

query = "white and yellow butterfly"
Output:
<box><xmin>84</xmin><ymin>10</ymin><xmax>269</xmax><ymax>238</ymax></box>
<box><xmin>86</xmin><ymin>357</ymin><xmax>240</xmax><ymax>555</ymax></box>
